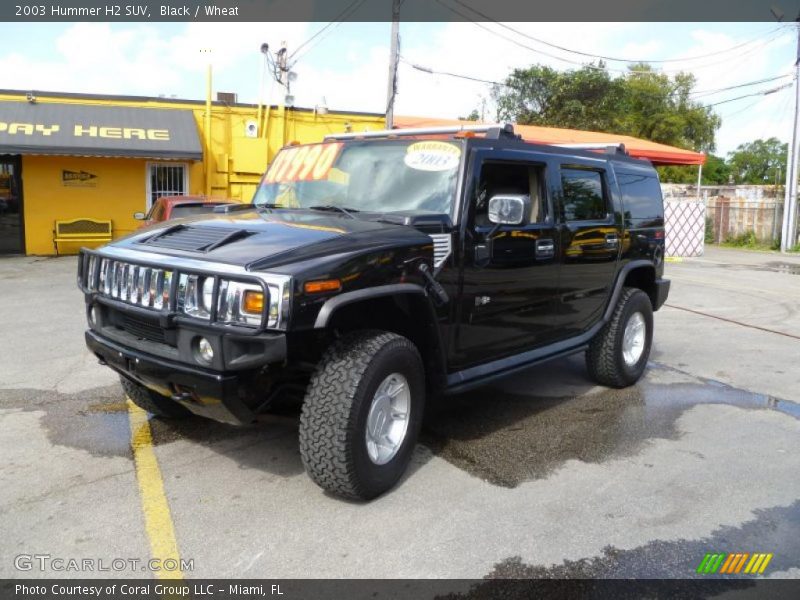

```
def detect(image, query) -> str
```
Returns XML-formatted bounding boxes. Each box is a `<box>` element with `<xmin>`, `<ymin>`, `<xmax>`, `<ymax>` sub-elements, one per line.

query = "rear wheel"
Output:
<box><xmin>299</xmin><ymin>330</ymin><xmax>425</xmax><ymax>500</ymax></box>
<box><xmin>586</xmin><ymin>287</ymin><xmax>653</xmax><ymax>388</ymax></box>
<box><xmin>120</xmin><ymin>376</ymin><xmax>191</xmax><ymax>419</ymax></box>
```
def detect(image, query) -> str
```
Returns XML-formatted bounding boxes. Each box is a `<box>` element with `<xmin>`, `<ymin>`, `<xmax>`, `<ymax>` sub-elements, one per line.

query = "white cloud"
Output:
<box><xmin>0</xmin><ymin>22</ymin><xmax>311</xmax><ymax>99</ymax></box>
<box><xmin>0</xmin><ymin>21</ymin><xmax>794</xmax><ymax>154</ymax></box>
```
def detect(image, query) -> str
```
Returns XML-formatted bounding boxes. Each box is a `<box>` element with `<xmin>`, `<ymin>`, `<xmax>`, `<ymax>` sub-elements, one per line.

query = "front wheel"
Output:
<box><xmin>299</xmin><ymin>331</ymin><xmax>425</xmax><ymax>500</ymax></box>
<box><xmin>586</xmin><ymin>287</ymin><xmax>653</xmax><ymax>388</ymax></box>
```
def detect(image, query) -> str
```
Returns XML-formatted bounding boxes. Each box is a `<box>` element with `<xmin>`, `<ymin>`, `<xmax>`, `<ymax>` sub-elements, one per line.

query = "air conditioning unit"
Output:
<box><xmin>244</xmin><ymin>120</ymin><xmax>258</xmax><ymax>138</ymax></box>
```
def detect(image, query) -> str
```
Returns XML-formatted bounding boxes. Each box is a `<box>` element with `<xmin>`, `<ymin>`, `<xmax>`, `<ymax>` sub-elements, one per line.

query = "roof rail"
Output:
<box><xmin>553</xmin><ymin>142</ymin><xmax>628</xmax><ymax>156</ymax></box>
<box><xmin>324</xmin><ymin>123</ymin><xmax>518</xmax><ymax>141</ymax></box>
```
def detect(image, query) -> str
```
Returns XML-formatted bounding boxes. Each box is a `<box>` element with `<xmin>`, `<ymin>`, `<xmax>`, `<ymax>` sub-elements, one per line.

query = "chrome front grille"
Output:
<box><xmin>88</xmin><ymin>256</ymin><xmax>174</xmax><ymax>310</ymax></box>
<box><xmin>79</xmin><ymin>251</ymin><xmax>292</xmax><ymax>330</ymax></box>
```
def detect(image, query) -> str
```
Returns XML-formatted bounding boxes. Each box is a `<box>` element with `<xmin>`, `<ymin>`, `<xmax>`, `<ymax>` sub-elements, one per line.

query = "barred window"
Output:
<box><xmin>148</xmin><ymin>163</ymin><xmax>187</xmax><ymax>207</ymax></box>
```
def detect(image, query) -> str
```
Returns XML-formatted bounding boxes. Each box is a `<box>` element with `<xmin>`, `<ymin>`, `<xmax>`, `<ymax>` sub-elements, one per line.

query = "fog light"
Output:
<box><xmin>88</xmin><ymin>304</ymin><xmax>97</xmax><ymax>326</ymax></box>
<box><xmin>196</xmin><ymin>337</ymin><xmax>214</xmax><ymax>364</ymax></box>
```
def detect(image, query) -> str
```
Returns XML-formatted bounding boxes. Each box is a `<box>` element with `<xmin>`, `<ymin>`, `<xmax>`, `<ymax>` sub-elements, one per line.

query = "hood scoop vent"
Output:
<box><xmin>140</xmin><ymin>225</ymin><xmax>253</xmax><ymax>253</ymax></box>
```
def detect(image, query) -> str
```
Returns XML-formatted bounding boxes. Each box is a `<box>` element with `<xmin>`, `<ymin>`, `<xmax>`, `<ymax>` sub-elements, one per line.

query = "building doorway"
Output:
<box><xmin>0</xmin><ymin>156</ymin><xmax>23</xmax><ymax>254</ymax></box>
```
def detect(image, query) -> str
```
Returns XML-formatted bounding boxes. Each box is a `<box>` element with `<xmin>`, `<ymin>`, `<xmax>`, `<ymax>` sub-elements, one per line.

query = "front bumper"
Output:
<box><xmin>87</xmin><ymin>330</ymin><xmax>259</xmax><ymax>425</ymax></box>
<box><xmin>653</xmin><ymin>278</ymin><xmax>670</xmax><ymax>311</ymax></box>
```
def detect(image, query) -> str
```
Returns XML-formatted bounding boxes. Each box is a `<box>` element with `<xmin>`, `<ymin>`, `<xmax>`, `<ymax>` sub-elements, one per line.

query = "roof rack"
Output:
<box><xmin>324</xmin><ymin>123</ymin><xmax>518</xmax><ymax>141</ymax></box>
<box><xmin>553</xmin><ymin>142</ymin><xmax>628</xmax><ymax>156</ymax></box>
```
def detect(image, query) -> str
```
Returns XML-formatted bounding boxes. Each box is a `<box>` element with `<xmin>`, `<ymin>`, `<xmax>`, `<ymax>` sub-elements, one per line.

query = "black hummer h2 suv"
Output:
<box><xmin>79</xmin><ymin>124</ymin><xmax>669</xmax><ymax>499</ymax></box>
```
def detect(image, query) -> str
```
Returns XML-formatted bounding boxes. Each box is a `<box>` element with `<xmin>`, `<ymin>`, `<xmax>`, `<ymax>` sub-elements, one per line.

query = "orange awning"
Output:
<box><xmin>394</xmin><ymin>116</ymin><xmax>706</xmax><ymax>166</ymax></box>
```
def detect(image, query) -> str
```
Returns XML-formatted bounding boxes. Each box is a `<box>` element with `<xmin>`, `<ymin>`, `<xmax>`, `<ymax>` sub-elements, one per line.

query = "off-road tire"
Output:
<box><xmin>120</xmin><ymin>375</ymin><xmax>191</xmax><ymax>419</ymax></box>
<box><xmin>586</xmin><ymin>287</ymin><xmax>653</xmax><ymax>388</ymax></box>
<box><xmin>299</xmin><ymin>330</ymin><xmax>425</xmax><ymax>500</ymax></box>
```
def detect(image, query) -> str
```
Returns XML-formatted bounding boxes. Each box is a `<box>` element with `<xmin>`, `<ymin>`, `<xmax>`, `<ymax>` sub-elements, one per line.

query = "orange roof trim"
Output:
<box><xmin>394</xmin><ymin>116</ymin><xmax>706</xmax><ymax>166</ymax></box>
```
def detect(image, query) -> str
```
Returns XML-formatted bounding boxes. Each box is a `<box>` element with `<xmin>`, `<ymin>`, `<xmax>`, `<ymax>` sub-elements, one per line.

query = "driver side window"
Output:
<box><xmin>475</xmin><ymin>161</ymin><xmax>547</xmax><ymax>227</ymax></box>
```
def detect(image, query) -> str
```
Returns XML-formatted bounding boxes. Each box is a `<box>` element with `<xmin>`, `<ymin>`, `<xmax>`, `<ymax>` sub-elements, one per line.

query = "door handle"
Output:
<box><xmin>535</xmin><ymin>238</ymin><xmax>555</xmax><ymax>258</ymax></box>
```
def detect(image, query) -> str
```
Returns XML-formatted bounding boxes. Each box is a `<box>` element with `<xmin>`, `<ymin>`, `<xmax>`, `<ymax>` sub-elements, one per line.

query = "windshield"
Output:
<box><xmin>252</xmin><ymin>140</ymin><xmax>462</xmax><ymax>215</ymax></box>
<box><xmin>170</xmin><ymin>204</ymin><xmax>228</xmax><ymax>219</ymax></box>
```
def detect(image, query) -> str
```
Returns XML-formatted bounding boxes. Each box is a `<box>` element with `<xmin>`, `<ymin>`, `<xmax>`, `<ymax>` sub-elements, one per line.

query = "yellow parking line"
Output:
<box><xmin>127</xmin><ymin>398</ymin><xmax>184</xmax><ymax>580</ymax></box>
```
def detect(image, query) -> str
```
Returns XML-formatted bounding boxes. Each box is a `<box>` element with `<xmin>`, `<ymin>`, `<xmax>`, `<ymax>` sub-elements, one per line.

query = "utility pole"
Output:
<box><xmin>781</xmin><ymin>19</ymin><xmax>800</xmax><ymax>252</ymax></box>
<box><xmin>385</xmin><ymin>0</ymin><xmax>401</xmax><ymax>128</ymax></box>
<box><xmin>201</xmin><ymin>48</ymin><xmax>213</xmax><ymax>198</ymax></box>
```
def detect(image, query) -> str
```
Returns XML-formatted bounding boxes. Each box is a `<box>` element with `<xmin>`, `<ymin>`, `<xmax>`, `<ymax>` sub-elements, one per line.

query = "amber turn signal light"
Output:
<box><xmin>242</xmin><ymin>290</ymin><xmax>265</xmax><ymax>314</ymax></box>
<box><xmin>304</xmin><ymin>279</ymin><xmax>342</xmax><ymax>294</ymax></box>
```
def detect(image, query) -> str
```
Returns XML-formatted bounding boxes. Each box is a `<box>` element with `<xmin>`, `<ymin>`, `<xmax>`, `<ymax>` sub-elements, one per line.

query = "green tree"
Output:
<box><xmin>459</xmin><ymin>109</ymin><xmax>481</xmax><ymax>121</ymax></box>
<box><xmin>493</xmin><ymin>62</ymin><xmax>625</xmax><ymax>133</ymax></box>
<box><xmin>493</xmin><ymin>62</ymin><xmax>720</xmax><ymax>153</ymax></box>
<box><xmin>658</xmin><ymin>154</ymin><xmax>731</xmax><ymax>185</ymax></box>
<box><xmin>726</xmin><ymin>137</ymin><xmax>787</xmax><ymax>184</ymax></box>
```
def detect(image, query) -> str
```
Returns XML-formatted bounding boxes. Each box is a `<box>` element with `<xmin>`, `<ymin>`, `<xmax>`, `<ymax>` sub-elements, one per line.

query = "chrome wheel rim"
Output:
<box><xmin>365</xmin><ymin>373</ymin><xmax>411</xmax><ymax>465</ymax></box>
<box><xmin>622</xmin><ymin>311</ymin><xmax>646</xmax><ymax>366</ymax></box>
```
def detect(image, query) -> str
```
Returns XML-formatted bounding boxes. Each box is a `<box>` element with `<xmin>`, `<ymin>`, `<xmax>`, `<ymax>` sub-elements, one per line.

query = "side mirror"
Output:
<box><xmin>133</xmin><ymin>212</ymin><xmax>146</xmax><ymax>220</ymax></box>
<box><xmin>487</xmin><ymin>194</ymin><xmax>530</xmax><ymax>226</ymax></box>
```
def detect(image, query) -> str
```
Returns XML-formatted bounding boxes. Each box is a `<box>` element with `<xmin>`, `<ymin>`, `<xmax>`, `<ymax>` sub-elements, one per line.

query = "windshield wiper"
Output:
<box><xmin>308</xmin><ymin>205</ymin><xmax>358</xmax><ymax>219</ymax></box>
<box><xmin>254</xmin><ymin>203</ymin><xmax>292</xmax><ymax>210</ymax></box>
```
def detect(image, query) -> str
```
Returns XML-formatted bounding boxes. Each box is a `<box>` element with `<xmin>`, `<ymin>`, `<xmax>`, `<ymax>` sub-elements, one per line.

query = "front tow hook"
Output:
<box><xmin>170</xmin><ymin>391</ymin><xmax>195</xmax><ymax>403</ymax></box>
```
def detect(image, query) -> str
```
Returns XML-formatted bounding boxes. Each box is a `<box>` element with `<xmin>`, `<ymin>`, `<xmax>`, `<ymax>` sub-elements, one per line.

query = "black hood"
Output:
<box><xmin>110</xmin><ymin>208</ymin><xmax>434</xmax><ymax>271</ymax></box>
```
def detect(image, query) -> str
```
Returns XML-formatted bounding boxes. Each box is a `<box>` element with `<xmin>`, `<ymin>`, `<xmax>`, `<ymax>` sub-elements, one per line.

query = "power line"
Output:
<box><xmin>288</xmin><ymin>0</ymin><xmax>368</xmax><ymax>64</ymax></box>
<box><xmin>703</xmin><ymin>82</ymin><xmax>794</xmax><ymax>107</ymax></box>
<box><xmin>448</xmin><ymin>0</ymin><xmax>786</xmax><ymax>65</ymax></box>
<box><xmin>434</xmin><ymin>0</ymin><xmax>790</xmax><ymax>76</ymax></box>
<box><xmin>717</xmin><ymin>91</ymin><xmax>786</xmax><ymax>123</ymax></box>
<box><xmin>288</xmin><ymin>0</ymin><xmax>362</xmax><ymax>58</ymax></box>
<box><xmin>401</xmin><ymin>55</ymin><xmax>794</xmax><ymax>113</ymax></box>
<box><xmin>690</xmin><ymin>73</ymin><xmax>794</xmax><ymax>98</ymax></box>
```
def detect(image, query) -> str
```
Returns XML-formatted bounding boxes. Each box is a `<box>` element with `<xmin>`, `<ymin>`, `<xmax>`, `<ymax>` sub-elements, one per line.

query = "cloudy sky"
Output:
<box><xmin>0</xmin><ymin>21</ymin><xmax>795</xmax><ymax>155</ymax></box>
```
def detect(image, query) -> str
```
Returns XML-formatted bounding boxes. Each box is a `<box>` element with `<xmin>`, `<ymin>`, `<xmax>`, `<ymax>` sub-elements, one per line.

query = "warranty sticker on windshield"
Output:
<box><xmin>404</xmin><ymin>141</ymin><xmax>461</xmax><ymax>171</ymax></box>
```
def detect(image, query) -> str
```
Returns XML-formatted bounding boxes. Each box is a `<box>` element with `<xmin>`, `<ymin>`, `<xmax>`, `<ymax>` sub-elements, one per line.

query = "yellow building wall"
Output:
<box><xmin>22</xmin><ymin>155</ymin><xmax>149</xmax><ymax>255</ymax></box>
<box><xmin>0</xmin><ymin>91</ymin><xmax>387</xmax><ymax>254</ymax></box>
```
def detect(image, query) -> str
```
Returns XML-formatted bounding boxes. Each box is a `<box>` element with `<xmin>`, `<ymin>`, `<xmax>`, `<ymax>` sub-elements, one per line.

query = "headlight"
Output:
<box><xmin>178</xmin><ymin>274</ymin><xmax>213</xmax><ymax>319</ymax></box>
<box><xmin>216</xmin><ymin>280</ymin><xmax>265</xmax><ymax>327</ymax></box>
<box><xmin>179</xmin><ymin>276</ymin><xmax>289</xmax><ymax>328</ymax></box>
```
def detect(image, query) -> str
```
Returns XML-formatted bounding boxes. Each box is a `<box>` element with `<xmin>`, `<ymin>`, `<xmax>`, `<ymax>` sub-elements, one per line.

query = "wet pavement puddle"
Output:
<box><xmin>1</xmin><ymin>364</ymin><xmax>797</xmax><ymax>487</ymax></box>
<box><xmin>457</xmin><ymin>500</ymin><xmax>800</xmax><ymax>582</ymax></box>
<box><xmin>421</xmin><ymin>370</ymin><xmax>798</xmax><ymax>488</ymax></box>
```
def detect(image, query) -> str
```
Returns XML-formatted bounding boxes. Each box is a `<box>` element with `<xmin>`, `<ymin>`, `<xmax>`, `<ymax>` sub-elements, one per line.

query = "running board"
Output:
<box><xmin>444</xmin><ymin>321</ymin><xmax>604</xmax><ymax>394</ymax></box>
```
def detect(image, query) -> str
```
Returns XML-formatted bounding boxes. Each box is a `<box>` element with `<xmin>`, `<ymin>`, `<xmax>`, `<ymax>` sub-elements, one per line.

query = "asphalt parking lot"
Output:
<box><xmin>1</xmin><ymin>247</ymin><xmax>799</xmax><ymax>580</ymax></box>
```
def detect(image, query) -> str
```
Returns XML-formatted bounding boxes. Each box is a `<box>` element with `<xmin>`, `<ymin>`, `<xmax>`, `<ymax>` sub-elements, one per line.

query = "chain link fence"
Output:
<box><xmin>665</xmin><ymin>200</ymin><xmax>706</xmax><ymax>257</ymax></box>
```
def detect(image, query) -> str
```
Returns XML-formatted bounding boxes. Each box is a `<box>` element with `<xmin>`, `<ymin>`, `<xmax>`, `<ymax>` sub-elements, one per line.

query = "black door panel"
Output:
<box><xmin>455</xmin><ymin>150</ymin><xmax>562</xmax><ymax>368</ymax></box>
<box><xmin>554</xmin><ymin>164</ymin><xmax>621</xmax><ymax>336</ymax></box>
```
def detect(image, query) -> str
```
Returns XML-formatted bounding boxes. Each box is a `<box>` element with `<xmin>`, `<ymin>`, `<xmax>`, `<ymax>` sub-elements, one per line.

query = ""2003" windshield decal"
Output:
<box><xmin>404</xmin><ymin>141</ymin><xmax>461</xmax><ymax>172</ymax></box>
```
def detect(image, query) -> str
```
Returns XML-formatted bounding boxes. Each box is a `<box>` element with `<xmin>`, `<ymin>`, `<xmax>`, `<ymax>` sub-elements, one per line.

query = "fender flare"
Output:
<box><xmin>603</xmin><ymin>260</ymin><xmax>655</xmax><ymax>321</ymax></box>
<box><xmin>313</xmin><ymin>283</ymin><xmax>429</xmax><ymax>329</ymax></box>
